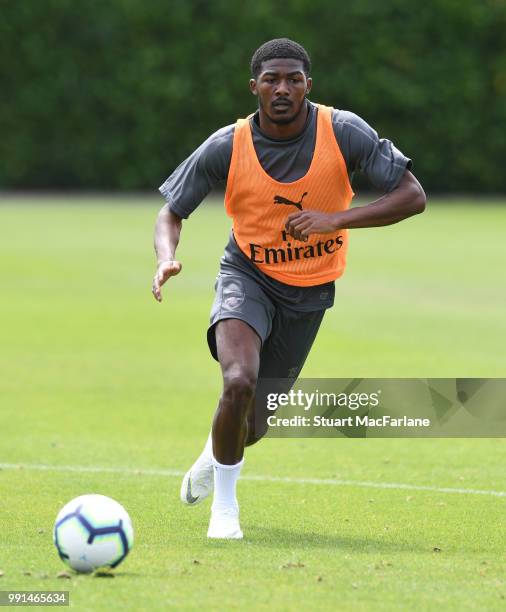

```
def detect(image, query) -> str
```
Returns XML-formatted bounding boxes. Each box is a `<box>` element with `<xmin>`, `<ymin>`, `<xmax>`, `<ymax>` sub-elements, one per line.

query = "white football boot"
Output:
<box><xmin>207</xmin><ymin>505</ymin><xmax>243</xmax><ymax>540</ymax></box>
<box><xmin>180</xmin><ymin>434</ymin><xmax>214</xmax><ymax>506</ymax></box>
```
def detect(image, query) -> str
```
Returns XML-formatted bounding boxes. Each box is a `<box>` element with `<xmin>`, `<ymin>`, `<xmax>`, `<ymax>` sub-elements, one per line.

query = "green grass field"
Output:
<box><xmin>0</xmin><ymin>197</ymin><xmax>505</xmax><ymax>610</ymax></box>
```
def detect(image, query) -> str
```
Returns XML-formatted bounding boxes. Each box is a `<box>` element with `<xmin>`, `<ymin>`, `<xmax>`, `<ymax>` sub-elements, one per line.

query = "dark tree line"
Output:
<box><xmin>1</xmin><ymin>0</ymin><xmax>505</xmax><ymax>192</ymax></box>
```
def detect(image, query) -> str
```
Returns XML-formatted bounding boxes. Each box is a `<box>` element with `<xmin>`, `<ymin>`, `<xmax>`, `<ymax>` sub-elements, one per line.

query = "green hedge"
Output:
<box><xmin>1</xmin><ymin>0</ymin><xmax>505</xmax><ymax>192</ymax></box>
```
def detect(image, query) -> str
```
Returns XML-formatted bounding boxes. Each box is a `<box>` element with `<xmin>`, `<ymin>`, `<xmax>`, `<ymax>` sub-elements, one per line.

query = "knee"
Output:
<box><xmin>222</xmin><ymin>368</ymin><xmax>257</xmax><ymax>406</ymax></box>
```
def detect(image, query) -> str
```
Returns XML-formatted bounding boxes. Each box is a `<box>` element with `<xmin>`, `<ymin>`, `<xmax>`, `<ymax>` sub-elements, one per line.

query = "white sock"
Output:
<box><xmin>202</xmin><ymin>432</ymin><xmax>213</xmax><ymax>460</ymax></box>
<box><xmin>211</xmin><ymin>456</ymin><xmax>244</xmax><ymax>513</ymax></box>
<box><xmin>193</xmin><ymin>432</ymin><xmax>212</xmax><ymax>463</ymax></box>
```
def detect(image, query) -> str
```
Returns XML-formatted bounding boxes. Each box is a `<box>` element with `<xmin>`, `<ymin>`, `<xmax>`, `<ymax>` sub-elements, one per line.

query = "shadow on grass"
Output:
<box><xmin>241</xmin><ymin>525</ymin><xmax>428</xmax><ymax>553</ymax></box>
<box><xmin>90</xmin><ymin>571</ymin><xmax>144</xmax><ymax>579</ymax></box>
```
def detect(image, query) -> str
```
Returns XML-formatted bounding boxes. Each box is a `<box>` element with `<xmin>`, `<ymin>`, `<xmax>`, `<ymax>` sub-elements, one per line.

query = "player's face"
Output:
<box><xmin>250</xmin><ymin>58</ymin><xmax>312</xmax><ymax>125</ymax></box>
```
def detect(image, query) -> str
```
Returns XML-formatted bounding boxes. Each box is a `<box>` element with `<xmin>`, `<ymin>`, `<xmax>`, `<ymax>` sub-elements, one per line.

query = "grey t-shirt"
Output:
<box><xmin>159</xmin><ymin>101</ymin><xmax>411</xmax><ymax>311</ymax></box>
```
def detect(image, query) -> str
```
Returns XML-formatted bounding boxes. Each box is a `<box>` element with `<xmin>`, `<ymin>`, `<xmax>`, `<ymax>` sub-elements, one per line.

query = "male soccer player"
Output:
<box><xmin>153</xmin><ymin>39</ymin><xmax>426</xmax><ymax>539</ymax></box>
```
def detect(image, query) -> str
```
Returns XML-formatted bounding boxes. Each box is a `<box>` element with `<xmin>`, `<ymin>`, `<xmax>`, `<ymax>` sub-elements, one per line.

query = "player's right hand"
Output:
<box><xmin>152</xmin><ymin>260</ymin><xmax>182</xmax><ymax>302</ymax></box>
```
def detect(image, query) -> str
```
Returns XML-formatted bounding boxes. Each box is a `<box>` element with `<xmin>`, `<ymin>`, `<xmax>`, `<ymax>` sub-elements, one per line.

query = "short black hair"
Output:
<box><xmin>250</xmin><ymin>38</ymin><xmax>311</xmax><ymax>78</ymax></box>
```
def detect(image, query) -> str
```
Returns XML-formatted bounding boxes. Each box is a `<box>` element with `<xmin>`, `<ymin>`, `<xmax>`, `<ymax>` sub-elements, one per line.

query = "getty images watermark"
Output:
<box><xmin>265</xmin><ymin>388</ymin><xmax>427</xmax><ymax>428</ymax></box>
<box><xmin>253</xmin><ymin>379</ymin><xmax>506</xmax><ymax>438</ymax></box>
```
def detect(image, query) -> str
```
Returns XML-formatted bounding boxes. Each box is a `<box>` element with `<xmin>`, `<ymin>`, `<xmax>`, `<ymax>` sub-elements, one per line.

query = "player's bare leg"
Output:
<box><xmin>180</xmin><ymin>320</ymin><xmax>264</xmax><ymax>512</ymax></box>
<box><xmin>181</xmin><ymin>306</ymin><xmax>322</xmax><ymax>516</ymax></box>
<box><xmin>207</xmin><ymin>319</ymin><xmax>260</xmax><ymax>539</ymax></box>
<box><xmin>180</xmin><ymin>393</ymin><xmax>268</xmax><ymax>503</ymax></box>
<box><xmin>212</xmin><ymin>319</ymin><xmax>260</xmax><ymax>461</ymax></box>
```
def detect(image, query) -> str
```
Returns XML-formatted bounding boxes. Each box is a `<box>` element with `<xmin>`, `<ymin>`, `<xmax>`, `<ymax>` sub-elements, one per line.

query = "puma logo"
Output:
<box><xmin>273</xmin><ymin>192</ymin><xmax>308</xmax><ymax>211</ymax></box>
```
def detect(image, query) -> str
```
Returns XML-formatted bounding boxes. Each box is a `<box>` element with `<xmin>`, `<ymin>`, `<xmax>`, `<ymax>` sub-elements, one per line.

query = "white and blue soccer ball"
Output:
<box><xmin>54</xmin><ymin>494</ymin><xmax>134</xmax><ymax>573</ymax></box>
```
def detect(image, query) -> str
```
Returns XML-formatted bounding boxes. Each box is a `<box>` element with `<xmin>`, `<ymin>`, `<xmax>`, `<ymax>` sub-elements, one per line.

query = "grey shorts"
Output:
<box><xmin>207</xmin><ymin>273</ymin><xmax>325</xmax><ymax>379</ymax></box>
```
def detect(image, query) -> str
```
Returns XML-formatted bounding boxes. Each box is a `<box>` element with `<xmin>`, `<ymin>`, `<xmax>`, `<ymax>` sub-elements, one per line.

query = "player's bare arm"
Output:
<box><xmin>285</xmin><ymin>169</ymin><xmax>426</xmax><ymax>240</ymax></box>
<box><xmin>152</xmin><ymin>206</ymin><xmax>183</xmax><ymax>302</ymax></box>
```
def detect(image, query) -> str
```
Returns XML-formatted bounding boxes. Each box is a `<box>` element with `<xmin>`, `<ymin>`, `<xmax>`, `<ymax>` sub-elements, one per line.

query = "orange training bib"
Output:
<box><xmin>225</xmin><ymin>104</ymin><xmax>354</xmax><ymax>287</ymax></box>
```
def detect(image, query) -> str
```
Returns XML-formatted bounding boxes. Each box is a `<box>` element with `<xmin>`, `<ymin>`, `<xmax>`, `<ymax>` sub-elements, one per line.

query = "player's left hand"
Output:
<box><xmin>285</xmin><ymin>211</ymin><xmax>340</xmax><ymax>241</ymax></box>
